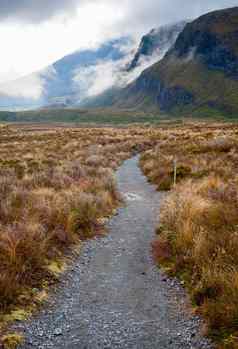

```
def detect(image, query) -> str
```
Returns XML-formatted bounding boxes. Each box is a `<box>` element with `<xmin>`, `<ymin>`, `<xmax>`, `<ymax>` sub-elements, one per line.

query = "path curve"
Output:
<box><xmin>15</xmin><ymin>156</ymin><xmax>212</xmax><ymax>349</ymax></box>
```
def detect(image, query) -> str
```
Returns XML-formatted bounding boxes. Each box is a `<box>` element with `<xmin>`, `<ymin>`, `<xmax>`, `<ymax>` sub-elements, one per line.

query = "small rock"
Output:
<box><xmin>54</xmin><ymin>328</ymin><xmax>63</xmax><ymax>336</ymax></box>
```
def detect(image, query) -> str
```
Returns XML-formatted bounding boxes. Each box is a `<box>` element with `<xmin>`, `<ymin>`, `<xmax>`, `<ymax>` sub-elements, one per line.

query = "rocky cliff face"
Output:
<box><xmin>78</xmin><ymin>22</ymin><xmax>187</xmax><ymax>109</ymax></box>
<box><xmin>116</xmin><ymin>68</ymin><xmax>194</xmax><ymax>112</ymax></box>
<box><xmin>128</xmin><ymin>21</ymin><xmax>187</xmax><ymax>71</ymax></box>
<box><xmin>0</xmin><ymin>21</ymin><xmax>187</xmax><ymax>111</ymax></box>
<box><xmin>171</xmin><ymin>7</ymin><xmax>238</xmax><ymax>77</ymax></box>
<box><xmin>118</xmin><ymin>7</ymin><xmax>238</xmax><ymax>116</ymax></box>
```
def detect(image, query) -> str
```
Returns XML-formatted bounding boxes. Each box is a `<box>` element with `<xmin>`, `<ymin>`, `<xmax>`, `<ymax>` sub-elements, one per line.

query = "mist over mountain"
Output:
<box><xmin>74</xmin><ymin>21</ymin><xmax>187</xmax><ymax>108</ymax></box>
<box><xmin>112</xmin><ymin>7</ymin><xmax>238</xmax><ymax>117</ymax></box>
<box><xmin>0</xmin><ymin>21</ymin><xmax>187</xmax><ymax>111</ymax></box>
<box><xmin>0</xmin><ymin>37</ymin><xmax>134</xmax><ymax>110</ymax></box>
<box><xmin>2</xmin><ymin>5</ymin><xmax>237</xmax><ymax>119</ymax></box>
<box><xmin>128</xmin><ymin>21</ymin><xmax>187</xmax><ymax>71</ymax></box>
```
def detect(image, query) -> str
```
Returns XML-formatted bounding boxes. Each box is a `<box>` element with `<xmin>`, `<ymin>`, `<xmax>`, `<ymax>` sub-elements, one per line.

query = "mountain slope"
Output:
<box><xmin>115</xmin><ymin>7</ymin><xmax>238</xmax><ymax>116</ymax></box>
<box><xmin>127</xmin><ymin>21</ymin><xmax>187</xmax><ymax>71</ymax></box>
<box><xmin>0</xmin><ymin>37</ymin><xmax>133</xmax><ymax>110</ymax></box>
<box><xmin>43</xmin><ymin>37</ymin><xmax>132</xmax><ymax>105</ymax></box>
<box><xmin>0</xmin><ymin>21</ymin><xmax>187</xmax><ymax>111</ymax></box>
<box><xmin>76</xmin><ymin>22</ymin><xmax>187</xmax><ymax>108</ymax></box>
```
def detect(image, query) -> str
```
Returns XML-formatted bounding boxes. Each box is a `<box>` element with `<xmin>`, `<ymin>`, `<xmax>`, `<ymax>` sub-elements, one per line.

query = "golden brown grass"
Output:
<box><xmin>2</xmin><ymin>121</ymin><xmax>238</xmax><ymax>348</ymax></box>
<box><xmin>2</xmin><ymin>332</ymin><xmax>23</xmax><ymax>348</ymax></box>
<box><xmin>0</xmin><ymin>124</ymin><xmax>160</xmax><ymax>341</ymax></box>
<box><xmin>140</xmin><ymin>122</ymin><xmax>238</xmax><ymax>348</ymax></box>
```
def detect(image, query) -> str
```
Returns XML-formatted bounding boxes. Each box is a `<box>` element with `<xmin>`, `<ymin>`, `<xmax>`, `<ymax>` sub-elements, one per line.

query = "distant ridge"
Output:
<box><xmin>76</xmin><ymin>21</ymin><xmax>187</xmax><ymax>109</ymax></box>
<box><xmin>112</xmin><ymin>7</ymin><xmax>238</xmax><ymax>117</ymax></box>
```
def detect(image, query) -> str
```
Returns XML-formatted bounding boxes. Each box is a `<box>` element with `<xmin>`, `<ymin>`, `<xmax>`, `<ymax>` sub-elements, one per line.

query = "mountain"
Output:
<box><xmin>75</xmin><ymin>21</ymin><xmax>187</xmax><ymax>108</ymax></box>
<box><xmin>127</xmin><ymin>21</ymin><xmax>187</xmax><ymax>71</ymax></box>
<box><xmin>0</xmin><ymin>20</ymin><xmax>187</xmax><ymax>111</ymax></box>
<box><xmin>114</xmin><ymin>7</ymin><xmax>238</xmax><ymax>116</ymax></box>
<box><xmin>0</xmin><ymin>37</ymin><xmax>133</xmax><ymax>110</ymax></box>
<box><xmin>43</xmin><ymin>37</ymin><xmax>133</xmax><ymax>106</ymax></box>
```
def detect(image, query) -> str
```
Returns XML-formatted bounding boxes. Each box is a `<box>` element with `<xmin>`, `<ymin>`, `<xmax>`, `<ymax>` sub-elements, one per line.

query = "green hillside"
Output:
<box><xmin>115</xmin><ymin>7</ymin><xmax>238</xmax><ymax>118</ymax></box>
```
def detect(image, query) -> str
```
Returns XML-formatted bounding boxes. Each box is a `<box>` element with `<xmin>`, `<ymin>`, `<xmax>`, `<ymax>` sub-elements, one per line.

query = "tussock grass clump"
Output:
<box><xmin>0</xmin><ymin>123</ymin><xmax>160</xmax><ymax>339</ymax></box>
<box><xmin>2</xmin><ymin>332</ymin><xmax>23</xmax><ymax>349</ymax></box>
<box><xmin>140</xmin><ymin>122</ymin><xmax>238</xmax><ymax>348</ymax></box>
<box><xmin>157</xmin><ymin>178</ymin><xmax>238</xmax><ymax>346</ymax></box>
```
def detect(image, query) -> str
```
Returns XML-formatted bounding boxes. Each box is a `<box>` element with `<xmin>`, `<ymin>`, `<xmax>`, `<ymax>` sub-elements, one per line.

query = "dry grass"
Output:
<box><xmin>140</xmin><ymin>122</ymin><xmax>238</xmax><ymax>348</ymax></box>
<box><xmin>2</xmin><ymin>121</ymin><xmax>238</xmax><ymax>348</ymax></box>
<box><xmin>2</xmin><ymin>332</ymin><xmax>23</xmax><ymax>348</ymax></box>
<box><xmin>0</xmin><ymin>124</ymin><xmax>160</xmax><ymax>338</ymax></box>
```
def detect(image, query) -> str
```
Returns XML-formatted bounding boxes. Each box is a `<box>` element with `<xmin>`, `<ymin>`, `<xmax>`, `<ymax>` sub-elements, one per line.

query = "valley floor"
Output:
<box><xmin>13</xmin><ymin>157</ymin><xmax>212</xmax><ymax>349</ymax></box>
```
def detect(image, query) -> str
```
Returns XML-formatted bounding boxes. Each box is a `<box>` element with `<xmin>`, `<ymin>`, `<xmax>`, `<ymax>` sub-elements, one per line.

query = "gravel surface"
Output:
<box><xmin>14</xmin><ymin>156</ymin><xmax>213</xmax><ymax>348</ymax></box>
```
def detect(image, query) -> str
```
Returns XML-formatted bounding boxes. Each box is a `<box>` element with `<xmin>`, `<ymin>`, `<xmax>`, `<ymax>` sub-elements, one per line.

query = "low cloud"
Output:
<box><xmin>0</xmin><ymin>66</ymin><xmax>56</xmax><ymax>100</ymax></box>
<box><xmin>73</xmin><ymin>55</ymin><xmax>132</xmax><ymax>100</ymax></box>
<box><xmin>73</xmin><ymin>26</ymin><xmax>176</xmax><ymax>101</ymax></box>
<box><xmin>73</xmin><ymin>48</ymin><xmax>164</xmax><ymax>101</ymax></box>
<box><xmin>0</xmin><ymin>74</ymin><xmax>44</xmax><ymax>99</ymax></box>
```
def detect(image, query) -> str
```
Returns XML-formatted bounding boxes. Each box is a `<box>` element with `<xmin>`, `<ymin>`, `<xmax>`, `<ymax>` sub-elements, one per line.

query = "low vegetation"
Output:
<box><xmin>1</xmin><ymin>333</ymin><xmax>23</xmax><ymax>349</ymax></box>
<box><xmin>2</xmin><ymin>121</ymin><xmax>238</xmax><ymax>348</ymax></box>
<box><xmin>0</xmin><ymin>108</ymin><xmax>165</xmax><ymax>124</ymax></box>
<box><xmin>140</xmin><ymin>122</ymin><xmax>238</xmax><ymax>348</ymax></box>
<box><xmin>0</xmin><ymin>123</ymin><xmax>160</xmax><ymax>343</ymax></box>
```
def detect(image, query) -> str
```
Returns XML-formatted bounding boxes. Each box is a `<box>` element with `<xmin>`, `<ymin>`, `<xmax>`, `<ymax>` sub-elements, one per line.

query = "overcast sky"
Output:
<box><xmin>0</xmin><ymin>0</ymin><xmax>237</xmax><ymax>83</ymax></box>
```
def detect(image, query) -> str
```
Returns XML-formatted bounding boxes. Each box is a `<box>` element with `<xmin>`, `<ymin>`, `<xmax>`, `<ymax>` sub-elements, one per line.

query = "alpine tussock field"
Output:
<box><xmin>140</xmin><ymin>122</ymin><xmax>238</xmax><ymax>348</ymax></box>
<box><xmin>0</xmin><ymin>122</ymin><xmax>238</xmax><ymax>348</ymax></box>
<box><xmin>0</xmin><ymin>124</ymin><xmax>156</xmax><ymax>338</ymax></box>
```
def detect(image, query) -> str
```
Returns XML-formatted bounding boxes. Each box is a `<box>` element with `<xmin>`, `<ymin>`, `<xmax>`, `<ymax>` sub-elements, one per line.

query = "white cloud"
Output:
<box><xmin>0</xmin><ymin>65</ymin><xmax>60</xmax><ymax>100</ymax></box>
<box><xmin>0</xmin><ymin>73</ymin><xmax>45</xmax><ymax>99</ymax></box>
<box><xmin>0</xmin><ymin>0</ymin><xmax>81</xmax><ymax>23</ymax></box>
<box><xmin>0</xmin><ymin>2</ymin><xmax>124</xmax><ymax>83</ymax></box>
<box><xmin>73</xmin><ymin>55</ymin><xmax>134</xmax><ymax>99</ymax></box>
<box><xmin>0</xmin><ymin>0</ymin><xmax>236</xmax><ymax>85</ymax></box>
<box><xmin>73</xmin><ymin>38</ymin><xmax>171</xmax><ymax>101</ymax></box>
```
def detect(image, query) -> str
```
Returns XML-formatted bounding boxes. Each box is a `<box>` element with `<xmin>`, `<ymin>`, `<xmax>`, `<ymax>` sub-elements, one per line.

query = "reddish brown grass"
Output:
<box><xmin>0</xmin><ymin>124</ymin><xmax>162</xmax><ymax>327</ymax></box>
<box><xmin>140</xmin><ymin>122</ymin><xmax>238</xmax><ymax>348</ymax></box>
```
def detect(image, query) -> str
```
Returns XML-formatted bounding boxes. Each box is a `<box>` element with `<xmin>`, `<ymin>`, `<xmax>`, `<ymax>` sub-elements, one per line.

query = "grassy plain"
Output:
<box><xmin>140</xmin><ymin>122</ymin><xmax>238</xmax><ymax>348</ymax></box>
<box><xmin>0</xmin><ymin>123</ymin><xmax>161</xmax><ymax>345</ymax></box>
<box><xmin>1</xmin><ymin>121</ymin><xmax>238</xmax><ymax>348</ymax></box>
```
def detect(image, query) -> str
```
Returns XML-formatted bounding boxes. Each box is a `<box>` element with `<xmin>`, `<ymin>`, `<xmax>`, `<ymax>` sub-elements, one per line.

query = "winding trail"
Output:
<box><xmin>16</xmin><ymin>156</ymin><xmax>212</xmax><ymax>348</ymax></box>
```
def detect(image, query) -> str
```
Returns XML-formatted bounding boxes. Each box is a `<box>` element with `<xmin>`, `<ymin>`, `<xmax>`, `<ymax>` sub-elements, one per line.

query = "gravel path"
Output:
<box><xmin>15</xmin><ymin>156</ymin><xmax>212</xmax><ymax>349</ymax></box>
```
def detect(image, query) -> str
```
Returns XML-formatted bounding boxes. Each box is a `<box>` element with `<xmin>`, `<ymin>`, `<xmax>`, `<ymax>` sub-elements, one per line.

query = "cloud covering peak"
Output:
<box><xmin>0</xmin><ymin>0</ymin><xmax>237</xmax><ymax>89</ymax></box>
